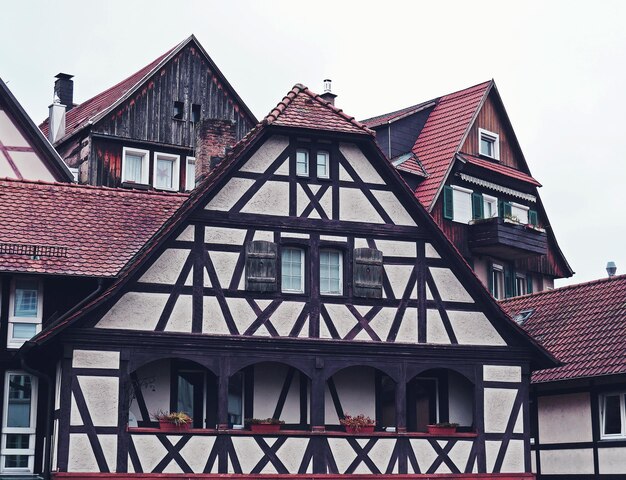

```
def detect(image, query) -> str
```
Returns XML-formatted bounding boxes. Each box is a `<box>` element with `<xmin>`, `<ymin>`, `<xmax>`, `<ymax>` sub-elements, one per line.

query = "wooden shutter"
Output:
<box><xmin>443</xmin><ymin>186</ymin><xmax>454</xmax><ymax>220</ymax></box>
<box><xmin>245</xmin><ymin>241</ymin><xmax>278</xmax><ymax>292</ymax></box>
<box><xmin>526</xmin><ymin>274</ymin><xmax>533</xmax><ymax>294</ymax></box>
<box><xmin>528</xmin><ymin>209</ymin><xmax>538</xmax><ymax>226</ymax></box>
<box><xmin>353</xmin><ymin>248</ymin><xmax>383</xmax><ymax>298</ymax></box>
<box><xmin>472</xmin><ymin>192</ymin><xmax>484</xmax><ymax>220</ymax></box>
<box><xmin>499</xmin><ymin>201</ymin><xmax>512</xmax><ymax>218</ymax></box>
<box><xmin>504</xmin><ymin>265</ymin><xmax>514</xmax><ymax>298</ymax></box>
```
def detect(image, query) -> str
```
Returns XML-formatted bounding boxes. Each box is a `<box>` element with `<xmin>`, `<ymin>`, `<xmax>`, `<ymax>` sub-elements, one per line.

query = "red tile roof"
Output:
<box><xmin>460</xmin><ymin>153</ymin><xmax>542</xmax><ymax>187</ymax></box>
<box><xmin>361</xmin><ymin>99</ymin><xmax>436</xmax><ymax>128</ymax></box>
<box><xmin>0</xmin><ymin>179</ymin><xmax>186</xmax><ymax>277</ymax></box>
<box><xmin>264</xmin><ymin>84</ymin><xmax>374</xmax><ymax>136</ymax></box>
<box><xmin>500</xmin><ymin>275</ymin><xmax>626</xmax><ymax>383</ymax></box>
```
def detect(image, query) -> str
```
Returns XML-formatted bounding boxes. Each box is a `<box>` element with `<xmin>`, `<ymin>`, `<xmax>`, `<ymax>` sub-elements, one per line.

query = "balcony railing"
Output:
<box><xmin>468</xmin><ymin>217</ymin><xmax>547</xmax><ymax>260</ymax></box>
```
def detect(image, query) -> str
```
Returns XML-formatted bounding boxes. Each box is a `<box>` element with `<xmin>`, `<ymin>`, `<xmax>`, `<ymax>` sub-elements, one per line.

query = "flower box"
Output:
<box><xmin>159</xmin><ymin>420</ymin><xmax>192</xmax><ymax>432</ymax></box>
<box><xmin>345</xmin><ymin>425</ymin><xmax>375</xmax><ymax>434</ymax></box>
<box><xmin>427</xmin><ymin>424</ymin><xmax>458</xmax><ymax>435</ymax></box>
<box><xmin>250</xmin><ymin>423</ymin><xmax>282</xmax><ymax>433</ymax></box>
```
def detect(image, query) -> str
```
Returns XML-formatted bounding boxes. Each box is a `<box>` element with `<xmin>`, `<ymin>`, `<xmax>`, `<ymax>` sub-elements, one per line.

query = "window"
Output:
<box><xmin>191</xmin><ymin>104</ymin><xmax>201</xmax><ymax>124</ymax></box>
<box><xmin>317</xmin><ymin>151</ymin><xmax>329</xmax><ymax>179</ymax></box>
<box><xmin>510</xmin><ymin>202</ymin><xmax>529</xmax><ymax>224</ymax></box>
<box><xmin>228</xmin><ymin>371</ymin><xmax>245</xmax><ymax>428</ymax></box>
<box><xmin>281</xmin><ymin>247</ymin><xmax>304</xmax><ymax>293</ymax></box>
<box><xmin>8</xmin><ymin>279</ymin><xmax>42</xmax><ymax>348</ymax></box>
<box><xmin>1</xmin><ymin>373</ymin><xmax>37</xmax><ymax>473</ymax></box>
<box><xmin>185</xmin><ymin>157</ymin><xmax>196</xmax><ymax>191</ymax></box>
<box><xmin>320</xmin><ymin>249</ymin><xmax>342</xmax><ymax>295</ymax></box>
<box><xmin>173</xmin><ymin>101</ymin><xmax>184</xmax><ymax>120</ymax></box>
<box><xmin>483</xmin><ymin>194</ymin><xmax>498</xmax><ymax>218</ymax></box>
<box><xmin>153</xmin><ymin>152</ymin><xmax>180</xmax><ymax>191</ymax></box>
<box><xmin>479</xmin><ymin>128</ymin><xmax>500</xmax><ymax>159</ymax></box>
<box><xmin>491</xmin><ymin>264</ymin><xmax>505</xmax><ymax>300</ymax></box>
<box><xmin>296</xmin><ymin>150</ymin><xmax>309</xmax><ymax>177</ymax></box>
<box><xmin>121</xmin><ymin>147</ymin><xmax>149</xmax><ymax>184</ymax></box>
<box><xmin>451</xmin><ymin>186</ymin><xmax>473</xmax><ymax>224</ymax></box>
<box><xmin>600</xmin><ymin>392</ymin><xmax>626</xmax><ymax>439</ymax></box>
<box><xmin>515</xmin><ymin>274</ymin><xmax>527</xmax><ymax>296</ymax></box>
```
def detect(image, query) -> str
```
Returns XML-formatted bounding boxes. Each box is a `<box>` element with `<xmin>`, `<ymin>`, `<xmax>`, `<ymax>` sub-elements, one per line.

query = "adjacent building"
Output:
<box><xmin>362</xmin><ymin>81</ymin><xmax>573</xmax><ymax>298</ymax></box>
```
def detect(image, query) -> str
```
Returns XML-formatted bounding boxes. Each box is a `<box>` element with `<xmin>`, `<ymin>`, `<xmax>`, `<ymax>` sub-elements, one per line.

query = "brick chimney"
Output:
<box><xmin>195</xmin><ymin>119</ymin><xmax>237</xmax><ymax>182</ymax></box>
<box><xmin>54</xmin><ymin>73</ymin><xmax>74</xmax><ymax>111</ymax></box>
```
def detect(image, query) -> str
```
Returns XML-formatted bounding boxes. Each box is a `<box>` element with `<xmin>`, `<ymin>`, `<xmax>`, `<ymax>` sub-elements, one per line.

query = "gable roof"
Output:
<box><xmin>361</xmin><ymin>98</ymin><xmax>436</xmax><ymax>128</ymax></box>
<box><xmin>500</xmin><ymin>274</ymin><xmax>626</xmax><ymax>383</ymax></box>
<box><xmin>459</xmin><ymin>153</ymin><xmax>542</xmax><ymax>187</ymax></box>
<box><xmin>0</xmin><ymin>78</ymin><xmax>73</xmax><ymax>182</ymax></box>
<box><xmin>0</xmin><ymin>178</ymin><xmax>186</xmax><ymax>277</ymax></box>
<box><xmin>39</xmin><ymin>35</ymin><xmax>257</xmax><ymax>144</ymax></box>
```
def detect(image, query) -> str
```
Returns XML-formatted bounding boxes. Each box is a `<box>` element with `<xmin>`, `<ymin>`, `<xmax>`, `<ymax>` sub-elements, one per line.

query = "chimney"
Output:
<box><xmin>606</xmin><ymin>261</ymin><xmax>617</xmax><ymax>278</ymax></box>
<box><xmin>54</xmin><ymin>73</ymin><xmax>74</xmax><ymax>111</ymax></box>
<box><xmin>48</xmin><ymin>95</ymin><xmax>66</xmax><ymax>144</ymax></box>
<box><xmin>320</xmin><ymin>78</ymin><xmax>337</xmax><ymax>106</ymax></box>
<box><xmin>195</xmin><ymin>119</ymin><xmax>237</xmax><ymax>182</ymax></box>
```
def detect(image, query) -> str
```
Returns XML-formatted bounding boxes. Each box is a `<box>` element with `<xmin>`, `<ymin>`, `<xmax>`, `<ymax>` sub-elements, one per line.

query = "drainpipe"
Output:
<box><xmin>18</xmin><ymin>279</ymin><xmax>104</xmax><ymax>479</ymax></box>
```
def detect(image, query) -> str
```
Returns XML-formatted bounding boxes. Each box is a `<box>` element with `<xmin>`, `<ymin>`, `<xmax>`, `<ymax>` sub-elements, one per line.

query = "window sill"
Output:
<box><xmin>121</xmin><ymin>181</ymin><xmax>150</xmax><ymax>190</ymax></box>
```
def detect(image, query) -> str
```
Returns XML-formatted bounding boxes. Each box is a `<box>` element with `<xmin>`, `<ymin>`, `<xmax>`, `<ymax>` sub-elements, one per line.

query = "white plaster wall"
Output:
<box><xmin>138</xmin><ymin>248</ymin><xmax>189</xmax><ymax>284</ymax></box>
<box><xmin>339</xmin><ymin>143</ymin><xmax>385</xmax><ymax>184</ymax></box>
<box><xmin>176</xmin><ymin>226</ymin><xmax>194</xmax><ymax>241</ymax></box>
<box><xmin>395</xmin><ymin>308</ymin><xmax>418</xmax><ymax>344</ymax></box>
<box><xmin>326</xmin><ymin>367</ymin><xmax>375</xmax><ymax>424</ymax></box>
<box><xmin>425</xmin><ymin>243</ymin><xmax>440</xmax><ymax>259</ymax></box>
<box><xmin>205</xmin><ymin>177</ymin><xmax>255</xmax><ymax>211</ymax></box>
<box><xmin>322</xmin><ymin>304</ymin><xmax>355</xmax><ymax>339</ymax></box>
<box><xmin>367</xmin><ymin>307</ymin><xmax>397</xmax><ymax>341</ymax></box>
<box><xmin>485</xmin><ymin>440</ymin><xmax>525</xmax><ymax>473</ymax></box>
<box><xmin>129</xmin><ymin>359</ymin><xmax>171</xmax><ymax>422</ymax></box>
<box><xmin>202</xmin><ymin>296</ymin><xmax>230</xmax><ymax>335</ymax></box>
<box><xmin>384</xmin><ymin>264</ymin><xmax>415</xmax><ymax>299</ymax></box>
<box><xmin>205</xmin><ymin>226</ymin><xmax>247</xmax><ymax>245</ymax></box>
<box><xmin>483</xmin><ymin>365</ymin><xmax>522</xmax><ymax>383</ymax></box>
<box><xmin>179</xmin><ymin>436</ymin><xmax>217</xmax><ymax>472</ymax></box>
<box><xmin>131</xmin><ymin>435</ymin><xmax>168</xmax><ymax>473</ymax></box>
<box><xmin>538</xmin><ymin>392</ymin><xmax>593</xmax><ymax>443</ymax></box>
<box><xmin>598</xmin><ymin>447</ymin><xmax>626</xmax><ymax>473</ymax></box>
<box><xmin>409</xmin><ymin>439</ymin><xmax>439</xmax><ymax>473</ymax></box>
<box><xmin>228</xmin><ymin>298</ymin><xmax>259</xmax><ymax>335</ymax></box>
<box><xmin>96</xmin><ymin>292</ymin><xmax>167</xmax><ymax>330</ymax></box>
<box><xmin>271</xmin><ymin>301</ymin><xmax>305</xmax><ymax>337</ymax></box>
<box><xmin>164</xmin><ymin>295</ymin><xmax>192</xmax><ymax>333</ymax></box>
<box><xmin>72</xmin><ymin>350</ymin><xmax>120</xmax><ymax>370</ymax></box>
<box><xmin>339</xmin><ymin>187</ymin><xmax>384</xmax><ymax>223</ymax></box>
<box><xmin>429</xmin><ymin>267</ymin><xmax>474</xmax><ymax>303</ymax></box>
<box><xmin>448</xmin><ymin>311</ymin><xmax>506</xmax><ymax>346</ymax></box>
<box><xmin>253</xmin><ymin>363</ymin><xmax>306</xmax><ymax>423</ymax></box>
<box><xmin>241</xmin><ymin>181</ymin><xmax>289</xmax><ymax>216</ymax></box>
<box><xmin>472</xmin><ymin>257</ymin><xmax>490</xmax><ymax>289</ymax></box>
<box><xmin>540</xmin><ymin>448</ymin><xmax>595</xmax><ymax>474</ymax></box>
<box><xmin>231</xmin><ymin>437</ymin><xmax>265</xmax><ymax>473</ymax></box>
<box><xmin>78</xmin><ymin>376</ymin><xmax>119</xmax><ymax>426</ymax></box>
<box><xmin>448</xmin><ymin>371</ymin><xmax>473</xmax><ymax>427</ymax></box>
<box><xmin>11</xmin><ymin>151</ymin><xmax>56</xmax><ymax>181</ymax></box>
<box><xmin>274</xmin><ymin>437</ymin><xmax>310</xmax><ymax>473</ymax></box>
<box><xmin>484</xmin><ymin>388</ymin><xmax>518</xmax><ymax>433</ymax></box>
<box><xmin>426</xmin><ymin>310</ymin><xmax>450</xmax><ymax>344</ymax></box>
<box><xmin>68</xmin><ymin>434</ymin><xmax>98</xmax><ymax>472</ymax></box>
<box><xmin>239</xmin><ymin>135</ymin><xmax>289</xmax><ymax>173</ymax></box>
<box><xmin>376</xmin><ymin>239</ymin><xmax>416</xmax><ymax>257</ymax></box>
<box><xmin>371</xmin><ymin>190</ymin><xmax>417</xmax><ymax>226</ymax></box>
<box><xmin>208</xmin><ymin>251</ymin><xmax>239</xmax><ymax>287</ymax></box>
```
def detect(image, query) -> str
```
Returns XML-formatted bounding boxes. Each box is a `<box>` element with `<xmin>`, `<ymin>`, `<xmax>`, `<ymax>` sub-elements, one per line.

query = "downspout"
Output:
<box><xmin>19</xmin><ymin>278</ymin><xmax>104</xmax><ymax>480</ymax></box>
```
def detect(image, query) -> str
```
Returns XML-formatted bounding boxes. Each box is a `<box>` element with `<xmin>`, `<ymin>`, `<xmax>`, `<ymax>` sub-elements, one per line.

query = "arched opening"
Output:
<box><xmin>128</xmin><ymin>358</ymin><xmax>217</xmax><ymax>429</ymax></box>
<box><xmin>325</xmin><ymin>366</ymin><xmax>396</xmax><ymax>431</ymax></box>
<box><xmin>229</xmin><ymin>361</ymin><xmax>312</xmax><ymax>430</ymax></box>
<box><xmin>406</xmin><ymin>368</ymin><xmax>474</xmax><ymax>432</ymax></box>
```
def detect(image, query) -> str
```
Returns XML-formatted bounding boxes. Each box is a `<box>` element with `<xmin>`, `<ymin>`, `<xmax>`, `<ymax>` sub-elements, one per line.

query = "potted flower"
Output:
<box><xmin>246</xmin><ymin>418</ymin><xmax>284</xmax><ymax>433</ymax></box>
<box><xmin>427</xmin><ymin>422</ymin><xmax>459</xmax><ymax>435</ymax></box>
<box><xmin>152</xmin><ymin>410</ymin><xmax>193</xmax><ymax>432</ymax></box>
<box><xmin>340</xmin><ymin>413</ymin><xmax>376</xmax><ymax>434</ymax></box>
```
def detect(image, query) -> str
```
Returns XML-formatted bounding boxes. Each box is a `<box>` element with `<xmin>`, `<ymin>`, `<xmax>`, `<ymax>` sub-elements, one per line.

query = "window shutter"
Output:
<box><xmin>528</xmin><ymin>209</ymin><xmax>538</xmax><ymax>226</ymax></box>
<box><xmin>504</xmin><ymin>265</ymin><xmax>514</xmax><ymax>298</ymax></box>
<box><xmin>499</xmin><ymin>201</ymin><xmax>512</xmax><ymax>218</ymax></box>
<box><xmin>443</xmin><ymin>186</ymin><xmax>454</xmax><ymax>220</ymax></box>
<box><xmin>245</xmin><ymin>241</ymin><xmax>278</xmax><ymax>292</ymax></box>
<box><xmin>472</xmin><ymin>193</ymin><xmax>484</xmax><ymax>220</ymax></box>
<box><xmin>353</xmin><ymin>248</ymin><xmax>383</xmax><ymax>298</ymax></box>
<box><xmin>526</xmin><ymin>274</ymin><xmax>533</xmax><ymax>294</ymax></box>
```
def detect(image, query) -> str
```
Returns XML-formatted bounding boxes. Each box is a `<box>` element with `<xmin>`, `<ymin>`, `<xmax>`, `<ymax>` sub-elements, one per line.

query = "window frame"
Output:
<box><xmin>121</xmin><ymin>147</ymin><xmax>150</xmax><ymax>185</ymax></box>
<box><xmin>281</xmin><ymin>247</ymin><xmax>306</xmax><ymax>294</ymax></box>
<box><xmin>483</xmin><ymin>194</ymin><xmax>498</xmax><ymax>219</ymax></box>
<box><xmin>510</xmin><ymin>202</ymin><xmax>530</xmax><ymax>224</ymax></box>
<box><xmin>316</xmin><ymin>150</ymin><xmax>330</xmax><ymax>179</ymax></box>
<box><xmin>599</xmin><ymin>392</ymin><xmax>626</xmax><ymax>439</ymax></box>
<box><xmin>296</xmin><ymin>149</ymin><xmax>309</xmax><ymax>177</ymax></box>
<box><xmin>185</xmin><ymin>156</ymin><xmax>196</xmax><ymax>191</ymax></box>
<box><xmin>515</xmin><ymin>273</ymin><xmax>527</xmax><ymax>296</ymax></box>
<box><xmin>478</xmin><ymin>128</ymin><xmax>500</xmax><ymax>160</ymax></box>
<box><xmin>319</xmin><ymin>248</ymin><xmax>343</xmax><ymax>296</ymax></box>
<box><xmin>8</xmin><ymin>278</ymin><xmax>43</xmax><ymax>349</ymax></box>
<box><xmin>1</xmin><ymin>371</ymin><xmax>38</xmax><ymax>474</ymax></box>
<box><xmin>491</xmin><ymin>263</ymin><xmax>505</xmax><ymax>300</ymax></box>
<box><xmin>450</xmin><ymin>185</ymin><xmax>473</xmax><ymax>224</ymax></box>
<box><xmin>153</xmin><ymin>152</ymin><xmax>181</xmax><ymax>192</ymax></box>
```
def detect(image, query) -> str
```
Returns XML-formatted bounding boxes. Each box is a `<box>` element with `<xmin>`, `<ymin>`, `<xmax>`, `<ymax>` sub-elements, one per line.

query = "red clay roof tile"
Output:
<box><xmin>460</xmin><ymin>153</ymin><xmax>542</xmax><ymax>186</ymax></box>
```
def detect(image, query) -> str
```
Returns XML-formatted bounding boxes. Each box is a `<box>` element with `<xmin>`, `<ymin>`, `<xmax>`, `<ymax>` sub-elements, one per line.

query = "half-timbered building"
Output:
<box><xmin>501</xmin><ymin>274</ymin><xmax>626</xmax><ymax>479</ymax></box>
<box><xmin>361</xmin><ymin>81</ymin><xmax>573</xmax><ymax>298</ymax></box>
<box><xmin>38</xmin><ymin>35</ymin><xmax>256</xmax><ymax>190</ymax></box>
<box><xmin>15</xmin><ymin>84</ymin><xmax>559</xmax><ymax>479</ymax></box>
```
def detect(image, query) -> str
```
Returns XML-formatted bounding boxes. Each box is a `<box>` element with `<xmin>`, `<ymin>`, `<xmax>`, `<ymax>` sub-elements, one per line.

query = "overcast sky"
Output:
<box><xmin>2</xmin><ymin>0</ymin><xmax>624</xmax><ymax>287</ymax></box>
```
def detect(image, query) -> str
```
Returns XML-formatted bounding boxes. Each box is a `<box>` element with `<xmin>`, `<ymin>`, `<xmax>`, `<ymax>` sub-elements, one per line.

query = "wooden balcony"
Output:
<box><xmin>468</xmin><ymin>217</ymin><xmax>547</xmax><ymax>260</ymax></box>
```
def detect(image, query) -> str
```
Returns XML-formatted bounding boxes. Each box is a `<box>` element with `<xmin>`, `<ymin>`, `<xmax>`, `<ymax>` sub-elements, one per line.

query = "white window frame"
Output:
<box><xmin>121</xmin><ymin>147</ymin><xmax>150</xmax><ymax>184</ymax></box>
<box><xmin>483</xmin><ymin>194</ymin><xmax>498</xmax><ymax>219</ymax></box>
<box><xmin>491</xmin><ymin>263</ymin><xmax>505</xmax><ymax>300</ymax></box>
<box><xmin>281</xmin><ymin>247</ymin><xmax>305</xmax><ymax>294</ymax></box>
<box><xmin>451</xmin><ymin>185</ymin><xmax>473</xmax><ymax>224</ymax></box>
<box><xmin>296</xmin><ymin>150</ymin><xmax>309</xmax><ymax>177</ymax></box>
<box><xmin>320</xmin><ymin>249</ymin><xmax>343</xmax><ymax>296</ymax></box>
<box><xmin>153</xmin><ymin>152</ymin><xmax>180</xmax><ymax>191</ymax></box>
<box><xmin>600</xmin><ymin>392</ymin><xmax>626</xmax><ymax>439</ymax></box>
<box><xmin>1</xmin><ymin>371</ymin><xmax>38</xmax><ymax>474</ymax></box>
<box><xmin>478</xmin><ymin>128</ymin><xmax>500</xmax><ymax>160</ymax></box>
<box><xmin>8</xmin><ymin>278</ymin><xmax>43</xmax><ymax>349</ymax></box>
<box><xmin>316</xmin><ymin>151</ymin><xmax>330</xmax><ymax>179</ymax></box>
<box><xmin>185</xmin><ymin>156</ymin><xmax>196</xmax><ymax>191</ymax></box>
<box><xmin>510</xmin><ymin>202</ymin><xmax>529</xmax><ymax>224</ymax></box>
<box><xmin>515</xmin><ymin>273</ymin><xmax>527</xmax><ymax>296</ymax></box>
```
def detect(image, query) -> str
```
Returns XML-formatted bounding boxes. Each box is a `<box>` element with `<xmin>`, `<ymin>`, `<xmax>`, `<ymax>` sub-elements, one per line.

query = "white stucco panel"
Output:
<box><xmin>275</xmin><ymin>438</ymin><xmax>309</xmax><ymax>472</ymax></box>
<box><xmin>239</xmin><ymin>135</ymin><xmax>289</xmax><ymax>173</ymax></box>
<box><xmin>540</xmin><ymin>449</ymin><xmax>595</xmax><ymax>474</ymax></box>
<box><xmin>324</xmin><ymin>303</ymin><xmax>355</xmax><ymax>339</ymax></box>
<box><xmin>426</xmin><ymin>309</ymin><xmax>451</xmax><ymax>344</ymax></box>
<box><xmin>429</xmin><ymin>267</ymin><xmax>474</xmax><ymax>303</ymax></box>
<box><xmin>70</xmin><ymin>395</ymin><xmax>82</xmax><ymax>426</ymax></box>
<box><xmin>205</xmin><ymin>177</ymin><xmax>255</xmax><ymax>211</ymax></box>
<box><xmin>376</xmin><ymin>239</ymin><xmax>416</xmax><ymax>257</ymax></box>
<box><xmin>179</xmin><ymin>436</ymin><xmax>217</xmax><ymax>472</ymax></box>
<box><xmin>254</xmin><ymin>230</ymin><xmax>275</xmax><ymax>242</ymax></box>
<box><xmin>448</xmin><ymin>311</ymin><xmax>506</xmax><ymax>346</ymax></box>
<box><xmin>68</xmin><ymin>434</ymin><xmax>99</xmax><ymax>472</ymax></box>
<box><xmin>500</xmin><ymin>439</ymin><xmax>524</xmax><ymax>472</ymax></box>
<box><xmin>598</xmin><ymin>447</ymin><xmax>626</xmax><ymax>474</ymax></box>
<box><xmin>395</xmin><ymin>308</ymin><xmax>418</xmax><ymax>344</ymax></box>
<box><xmin>208</xmin><ymin>251</ymin><xmax>240</xmax><ymax>288</ymax></box>
<box><xmin>228</xmin><ymin>298</ymin><xmax>258</xmax><ymax>334</ymax></box>
<box><xmin>339</xmin><ymin>163</ymin><xmax>353</xmax><ymax>182</ymax></box>
<box><xmin>339</xmin><ymin>143</ymin><xmax>385</xmax><ymax>184</ymax></box>
<box><xmin>164</xmin><ymin>295</ymin><xmax>192</xmax><ymax>333</ymax></box>
<box><xmin>384</xmin><ymin>264</ymin><xmax>415</xmax><ymax>299</ymax></box>
<box><xmin>271</xmin><ymin>301</ymin><xmax>305</xmax><ymax>337</ymax></box>
<box><xmin>367</xmin><ymin>439</ymin><xmax>396</xmax><ymax>472</ymax></box>
<box><xmin>339</xmin><ymin>187</ymin><xmax>384</xmax><ymax>223</ymax></box>
<box><xmin>425</xmin><ymin>243</ymin><xmax>441</xmax><ymax>258</ymax></box>
<box><xmin>409</xmin><ymin>439</ymin><xmax>438</xmax><ymax>474</ymax></box>
<box><xmin>241</xmin><ymin>180</ymin><xmax>289</xmax><ymax>216</ymax></box>
<box><xmin>447</xmin><ymin>440</ymin><xmax>473</xmax><ymax>472</ymax></box>
<box><xmin>99</xmin><ymin>435</ymin><xmax>118</xmax><ymax>473</ymax></box>
<box><xmin>78</xmin><ymin>376</ymin><xmax>119</xmax><ymax>426</ymax></box>
<box><xmin>371</xmin><ymin>190</ymin><xmax>417</xmax><ymax>226</ymax></box>
<box><xmin>485</xmin><ymin>440</ymin><xmax>501</xmax><ymax>473</ymax></box>
<box><xmin>202</xmin><ymin>296</ymin><xmax>230</xmax><ymax>335</ymax></box>
<box><xmin>205</xmin><ymin>226</ymin><xmax>248</xmax><ymax>245</ymax></box>
<box><xmin>138</xmin><ymin>248</ymin><xmax>189</xmax><ymax>284</ymax></box>
<box><xmin>72</xmin><ymin>350</ymin><xmax>120</xmax><ymax>369</ymax></box>
<box><xmin>176</xmin><ymin>226</ymin><xmax>194</xmax><ymax>241</ymax></box>
<box><xmin>483</xmin><ymin>365</ymin><xmax>522</xmax><ymax>383</ymax></box>
<box><xmin>96</xmin><ymin>292</ymin><xmax>167</xmax><ymax>330</ymax></box>
<box><xmin>328</xmin><ymin>438</ymin><xmax>358</xmax><ymax>473</ymax></box>
<box><xmin>368</xmin><ymin>307</ymin><xmax>397</xmax><ymax>341</ymax></box>
<box><xmin>538</xmin><ymin>392</ymin><xmax>593</xmax><ymax>443</ymax></box>
<box><xmin>131</xmin><ymin>435</ymin><xmax>168</xmax><ymax>473</ymax></box>
<box><xmin>484</xmin><ymin>388</ymin><xmax>517</xmax><ymax>433</ymax></box>
<box><xmin>296</xmin><ymin>183</ymin><xmax>309</xmax><ymax>216</ymax></box>
<box><xmin>231</xmin><ymin>437</ymin><xmax>265</xmax><ymax>473</ymax></box>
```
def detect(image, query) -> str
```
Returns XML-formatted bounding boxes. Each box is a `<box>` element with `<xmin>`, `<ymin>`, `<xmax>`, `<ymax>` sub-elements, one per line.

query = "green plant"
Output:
<box><xmin>152</xmin><ymin>410</ymin><xmax>192</xmax><ymax>426</ymax></box>
<box><xmin>245</xmin><ymin>418</ymin><xmax>285</xmax><ymax>425</ymax></box>
<box><xmin>340</xmin><ymin>413</ymin><xmax>375</xmax><ymax>431</ymax></box>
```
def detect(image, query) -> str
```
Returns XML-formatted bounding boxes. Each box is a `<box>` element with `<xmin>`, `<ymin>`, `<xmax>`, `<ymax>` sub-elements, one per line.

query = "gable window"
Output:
<box><xmin>281</xmin><ymin>247</ymin><xmax>304</xmax><ymax>293</ymax></box>
<box><xmin>515</xmin><ymin>273</ymin><xmax>527</xmax><ymax>296</ymax></box>
<box><xmin>153</xmin><ymin>152</ymin><xmax>180</xmax><ymax>191</ymax></box>
<box><xmin>320</xmin><ymin>249</ymin><xmax>342</xmax><ymax>295</ymax></box>
<box><xmin>122</xmin><ymin>147</ymin><xmax>149</xmax><ymax>184</ymax></box>
<box><xmin>600</xmin><ymin>392</ymin><xmax>626</xmax><ymax>439</ymax></box>
<box><xmin>185</xmin><ymin>157</ymin><xmax>196</xmax><ymax>191</ymax></box>
<box><xmin>191</xmin><ymin>104</ymin><xmax>201</xmax><ymax>124</ymax></box>
<box><xmin>490</xmin><ymin>263</ymin><xmax>505</xmax><ymax>300</ymax></box>
<box><xmin>510</xmin><ymin>202</ymin><xmax>529</xmax><ymax>224</ymax></box>
<box><xmin>173</xmin><ymin>101</ymin><xmax>184</xmax><ymax>120</ymax></box>
<box><xmin>8</xmin><ymin>279</ymin><xmax>42</xmax><ymax>348</ymax></box>
<box><xmin>1</xmin><ymin>372</ymin><xmax>37</xmax><ymax>473</ymax></box>
<box><xmin>479</xmin><ymin>128</ymin><xmax>500</xmax><ymax>159</ymax></box>
<box><xmin>317</xmin><ymin>151</ymin><xmax>330</xmax><ymax>179</ymax></box>
<box><xmin>296</xmin><ymin>150</ymin><xmax>309</xmax><ymax>177</ymax></box>
<box><xmin>483</xmin><ymin>194</ymin><xmax>498</xmax><ymax>218</ymax></box>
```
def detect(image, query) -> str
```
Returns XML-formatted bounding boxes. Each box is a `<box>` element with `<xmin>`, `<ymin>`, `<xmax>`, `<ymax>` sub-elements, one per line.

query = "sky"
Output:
<box><xmin>1</xmin><ymin>0</ymin><xmax>624</xmax><ymax>287</ymax></box>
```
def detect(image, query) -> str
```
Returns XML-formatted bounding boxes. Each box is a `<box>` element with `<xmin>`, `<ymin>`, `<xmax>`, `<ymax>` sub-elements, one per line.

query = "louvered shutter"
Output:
<box><xmin>499</xmin><ymin>201</ymin><xmax>512</xmax><ymax>218</ymax></box>
<box><xmin>443</xmin><ymin>186</ymin><xmax>453</xmax><ymax>220</ymax></box>
<box><xmin>245</xmin><ymin>241</ymin><xmax>278</xmax><ymax>292</ymax></box>
<box><xmin>353</xmin><ymin>248</ymin><xmax>383</xmax><ymax>298</ymax></box>
<box><xmin>526</xmin><ymin>274</ymin><xmax>533</xmax><ymax>294</ymax></box>
<box><xmin>528</xmin><ymin>209</ymin><xmax>538</xmax><ymax>226</ymax></box>
<box><xmin>472</xmin><ymin>192</ymin><xmax>484</xmax><ymax>220</ymax></box>
<box><xmin>504</xmin><ymin>265</ymin><xmax>514</xmax><ymax>298</ymax></box>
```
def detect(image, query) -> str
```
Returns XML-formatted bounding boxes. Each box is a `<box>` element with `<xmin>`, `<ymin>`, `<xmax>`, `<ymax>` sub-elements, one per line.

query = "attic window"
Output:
<box><xmin>479</xmin><ymin>128</ymin><xmax>499</xmax><ymax>160</ymax></box>
<box><xmin>173</xmin><ymin>101</ymin><xmax>184</xmax><ymax>120</ymax></box>
<box><xmin>191</xmin><ymin>104</ymin><xmax>201</xmax><ymax>123</ymax></box>
<box><xmin>513</xmin><ymin>309</ymin><xmax>534</xmax><ymax>326</ymax></box>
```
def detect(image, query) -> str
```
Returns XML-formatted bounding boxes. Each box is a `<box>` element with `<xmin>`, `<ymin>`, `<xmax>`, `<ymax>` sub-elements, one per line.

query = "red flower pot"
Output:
<box><xmin>427</xmin><ymin>425</ymin><xmax>457</xmax><ymax>435</ymax></box>
<box><xmin>250</xmin><ymin>423</ymin><xmax>281</xmax><ymax>433</ymax></box>
<box><xmin>345</xmin><ymin>425</ymin><xmax>375</xmax><ymax>434</ymax></box>
<box><xmin>159</xmin><ymin>420</ymin><xmax>191</xmax><ymax>432</ymax></box>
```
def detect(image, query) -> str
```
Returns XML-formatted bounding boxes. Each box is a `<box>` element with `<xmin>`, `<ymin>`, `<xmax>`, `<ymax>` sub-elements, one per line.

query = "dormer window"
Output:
<box><xmin>122</xmin><ymin>147</ymin><xmax>150</xmax><ymax>185</ymax></box>
<box><xmin>479</xmin><ymin>128</ymin><xmax>499</xmax><ymax>160</ymax></box>
<box><xmin>153</xmin><ymin>152</ymin><xmax>180</xmax><ymax>191</ymax></box>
